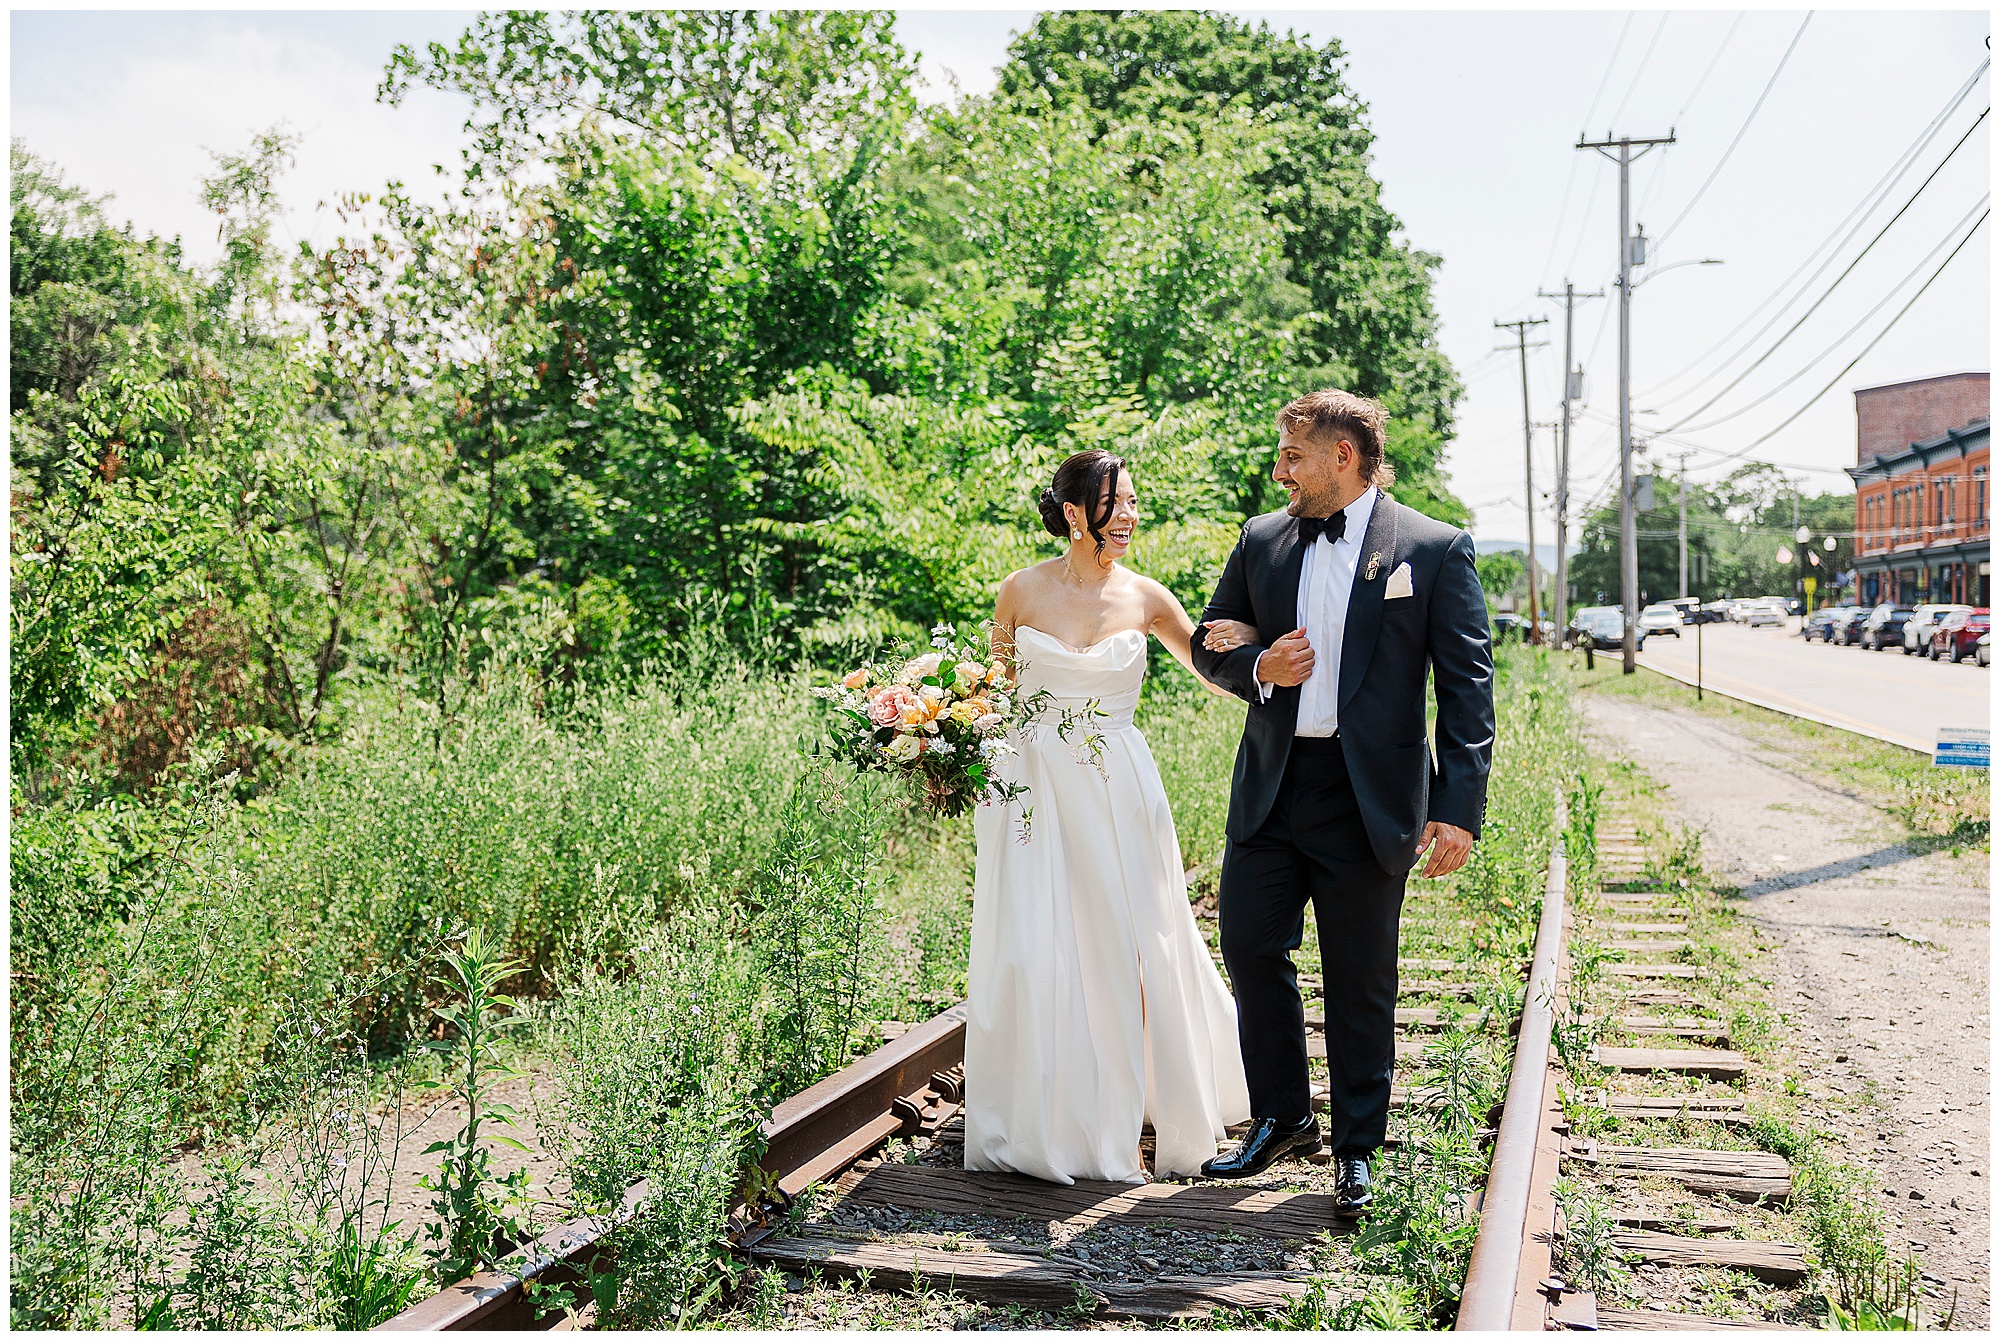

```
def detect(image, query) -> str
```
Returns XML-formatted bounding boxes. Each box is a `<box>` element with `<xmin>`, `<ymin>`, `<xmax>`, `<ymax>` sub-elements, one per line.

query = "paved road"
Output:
<box><xmin>1629</xmin><ymin>621</ymin><xmax>1989</xmax><ymax>753</ymax></box>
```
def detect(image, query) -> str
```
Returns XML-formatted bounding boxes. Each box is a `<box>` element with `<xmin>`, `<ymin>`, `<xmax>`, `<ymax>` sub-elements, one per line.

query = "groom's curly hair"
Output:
<box><xmin>1277</xmin><ymin>390</ymin><xmax>1395</xmax><ymax>487</ymax></box>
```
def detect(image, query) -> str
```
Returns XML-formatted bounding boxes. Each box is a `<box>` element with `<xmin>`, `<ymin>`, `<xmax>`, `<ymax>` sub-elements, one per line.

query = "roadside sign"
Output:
<box><xmin>1935</xmin><ymin>727</ymin><xmax>1990</xmax><ymax>769</ymax></box>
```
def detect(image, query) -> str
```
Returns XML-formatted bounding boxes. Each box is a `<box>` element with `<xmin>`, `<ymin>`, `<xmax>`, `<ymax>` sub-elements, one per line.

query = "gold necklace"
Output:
<box><xmin>1063</xmin><ymin>551</ymin><xmax>1114</xmax><ymax>587</ymax></box>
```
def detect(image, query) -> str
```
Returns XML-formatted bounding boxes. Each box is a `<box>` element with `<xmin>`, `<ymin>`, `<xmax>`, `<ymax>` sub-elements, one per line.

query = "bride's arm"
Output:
<box><xmin>1147</xmin><ymin>582</ymin><xmax>1242</xmax><ymax>696</ymax></box>
<box><xmin>989</xmin><ymin>571</ymin><xmax>1024</xmax><ymax>681</ymax></box>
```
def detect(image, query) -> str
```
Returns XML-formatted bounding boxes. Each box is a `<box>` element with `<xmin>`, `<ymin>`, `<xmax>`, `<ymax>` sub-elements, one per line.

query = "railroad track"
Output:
<box><xmin>1463</xmin><ymin>819</ymin><xmax>1814</xmax><ymax>1332</ymax></box>
<box><xmin>379</xmin><ymin>804</ymin><xmax>1809</xmax><ymax>1331</ymax></box>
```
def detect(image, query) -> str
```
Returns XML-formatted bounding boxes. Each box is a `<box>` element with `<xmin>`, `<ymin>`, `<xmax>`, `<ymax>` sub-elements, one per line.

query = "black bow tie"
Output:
<box><xmin>1299</xmin><ymin>511</ymin><xmax>1347</xmax><ymax>546</ymax></box>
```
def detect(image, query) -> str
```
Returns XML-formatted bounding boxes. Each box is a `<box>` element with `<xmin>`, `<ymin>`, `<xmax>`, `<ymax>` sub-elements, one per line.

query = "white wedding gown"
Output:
<box><xmin>965</xmin><ymin>626</ymin><xmax>1251</xmax><ymax>1183</ymax></box>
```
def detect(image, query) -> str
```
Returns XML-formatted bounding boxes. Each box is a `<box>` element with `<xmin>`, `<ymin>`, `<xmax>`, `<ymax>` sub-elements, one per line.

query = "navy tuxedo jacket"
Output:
<box><xmin>1192</xmin><ymin>497</ymin><xmax>1496</xmax><ymax>873</ymax></box>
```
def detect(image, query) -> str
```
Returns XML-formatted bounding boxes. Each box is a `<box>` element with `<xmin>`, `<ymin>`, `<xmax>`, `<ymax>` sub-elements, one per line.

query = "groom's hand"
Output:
<box><xmin>1257</xmin><ymin>626</ymin><xmax>1315</xmax><ymax>687</ymax></box>
<box><xmin>1416</xmin><ymin>822</ymin><xmax>1474</xmax><ymax>878</ymax></box>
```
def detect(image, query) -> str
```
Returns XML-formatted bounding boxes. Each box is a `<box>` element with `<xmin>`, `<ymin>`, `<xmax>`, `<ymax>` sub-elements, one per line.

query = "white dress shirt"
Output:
<box><xmin>1255</xmin><ymin>485</ymin><xmax>1379</xmax><ymax>736</ymax></box>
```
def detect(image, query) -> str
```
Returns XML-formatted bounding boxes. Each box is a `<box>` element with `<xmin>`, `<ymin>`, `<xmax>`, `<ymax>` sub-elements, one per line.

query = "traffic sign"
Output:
<box><xmin>1935</xmin><ymin>727</ymin><xmax>1990</xmax><ymax>769</ymax></box>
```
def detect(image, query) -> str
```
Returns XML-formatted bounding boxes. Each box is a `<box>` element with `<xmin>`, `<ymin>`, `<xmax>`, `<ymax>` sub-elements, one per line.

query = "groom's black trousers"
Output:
<box><xmin>1219</xmin><ymin>733</ymin><xmax>1406</xmax><ymax>1157</ymax></box>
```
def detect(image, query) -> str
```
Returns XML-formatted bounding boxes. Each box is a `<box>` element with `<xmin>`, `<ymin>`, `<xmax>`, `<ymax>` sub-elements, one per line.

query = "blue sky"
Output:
<box><xmin>12</xmin><ymin>8</ymin><xmax>1989</xmax><ymax>544</ymax></box>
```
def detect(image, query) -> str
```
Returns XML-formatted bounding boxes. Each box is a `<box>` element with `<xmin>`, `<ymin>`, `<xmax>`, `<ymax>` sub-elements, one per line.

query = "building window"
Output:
<box><xmin>1976</xmin><ymin>466</ymin><xmax>1988</xmax><ymax>526</ymax></box>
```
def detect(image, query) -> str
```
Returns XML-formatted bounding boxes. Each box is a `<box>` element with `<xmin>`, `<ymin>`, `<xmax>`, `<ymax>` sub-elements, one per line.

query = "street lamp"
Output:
<box><xmin>1794</xmin><ymin>526</ymin><xmax>1813</xmax><ymax>618</ymax></box>
<box><xmin>1632</xmin><ymin>257</ymin><xmax>1727</xmax><ymax>290</ymax></box>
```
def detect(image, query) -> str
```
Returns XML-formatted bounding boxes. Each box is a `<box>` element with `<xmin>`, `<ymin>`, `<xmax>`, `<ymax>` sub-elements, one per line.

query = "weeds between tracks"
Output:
<box><xmin>1553</xmin><ymin>742</ymin><xmax>1955</xmax><ymax>1329</ymax></box>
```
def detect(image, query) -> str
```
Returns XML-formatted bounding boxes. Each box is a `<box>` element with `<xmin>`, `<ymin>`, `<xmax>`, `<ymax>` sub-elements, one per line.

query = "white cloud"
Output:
<box><xmin>12</xmin><ymin>23</ymin><xmax>472</xmax><ymax>264</ymax></box>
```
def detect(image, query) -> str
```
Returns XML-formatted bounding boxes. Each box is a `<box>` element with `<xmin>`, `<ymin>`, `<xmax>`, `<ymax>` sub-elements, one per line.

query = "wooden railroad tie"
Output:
<box><xmin>749</xmin><ymin>1230</ymin><xmax>1315</xmax><ymax>1320</ymax></box>
<box><xmin>1596</xmin><ymin>1307</ymin><xmax>1812</xmax><ymax>1330</ymax></box>
<box><xmin>830</xmin><ymin>1162</ymin><xmax>1353</xmax><ymax>1242</ymax></box>
<box><xmin>1601</xmin><ymin>921</ymin><xmax>1688</xmax><ymax>935</ymax></box>
<box><xmin>1590</xmin><ymin>1092</ymin><xmax>1748</xmax><ymax>1126</ymax></box>
<box><xmin>1563</xmin><ymin>1143</ymin><xmax>1792</xmax><ymax>1203</ymax></box>
<box><xmin>1601</xmin><ymin>962</ymin><xmax>1700</xmax><ymax>980</ymax></box>
<box><xmin>1609</xmin><ymin>1230</ymin><xmax>1807</xmax><ymax>1286</ymax></box>
<box><xmin>1592</xmin><ymin>1045</ymin><xmax>1747</xmax><ymax>1081</ymax></box>
<box><xmin>1607</xmin><ymin>939</ymin><xmax>1689</xmax><ymax>955</ymax></box>
<box><xmin>1593</xmin><ymin>1015</ymin><xmax>1732</xmax><ymax>1046</ymax></box>
<box><xmin>1305</xmin><ymin>1008</ymin><xmax>1488</xmax><ymax>1032</ymax></box>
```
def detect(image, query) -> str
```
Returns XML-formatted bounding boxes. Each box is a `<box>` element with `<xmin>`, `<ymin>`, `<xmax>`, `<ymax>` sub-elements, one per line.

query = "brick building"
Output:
<box><xmin>1846</xmin><ymin>372</ymin><xmax>1989</xmax><ymax>607</ymax></box>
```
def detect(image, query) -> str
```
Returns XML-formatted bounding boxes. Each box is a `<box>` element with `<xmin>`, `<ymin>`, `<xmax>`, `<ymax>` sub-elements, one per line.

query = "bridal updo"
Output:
<box><xmin>1037</xmin><ymin>449</ymin><xmax>1126</xmax><ymax>550</ymax></box>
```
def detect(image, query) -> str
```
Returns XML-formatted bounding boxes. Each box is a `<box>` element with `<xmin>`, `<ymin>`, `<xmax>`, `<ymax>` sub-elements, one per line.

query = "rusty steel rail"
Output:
<box><xmin>1454</xmin><ymin>792</ymin><xmax>1569</xmax><ymax>1331</ymax></box>
<box><xmin>375</xmin><ymin>1003</ymin><xmax>970</xmax><ymax>1331</ymax></box>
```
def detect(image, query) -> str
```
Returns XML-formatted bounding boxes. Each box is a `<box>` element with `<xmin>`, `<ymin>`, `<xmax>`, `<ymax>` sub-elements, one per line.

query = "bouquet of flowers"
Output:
<box><xmin>813</xmin><ymin>624</ymin><xmax>1078</xmax><ymax>821</ymax></box>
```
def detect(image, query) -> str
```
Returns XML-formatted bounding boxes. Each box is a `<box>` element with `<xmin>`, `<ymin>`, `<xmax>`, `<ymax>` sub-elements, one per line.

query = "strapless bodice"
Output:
<box><xmin>1012</xmin><ymin>626</ymin><xmax>1146</xmax><ymax>726</ymax></box>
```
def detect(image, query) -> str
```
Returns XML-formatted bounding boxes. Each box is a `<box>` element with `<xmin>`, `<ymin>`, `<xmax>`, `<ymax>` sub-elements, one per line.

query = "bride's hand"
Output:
<box><xmin>1201</xmin><ymin>619</ymin><xmax>1262</xmax><ymax>653</ymax></box>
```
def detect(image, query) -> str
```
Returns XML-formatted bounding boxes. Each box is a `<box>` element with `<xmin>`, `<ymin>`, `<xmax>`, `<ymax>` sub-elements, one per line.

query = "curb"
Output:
<box><xmin>1628</xmin><ymin>658</ymin><xmax>1928</xmax><ymax>755</ymax></box>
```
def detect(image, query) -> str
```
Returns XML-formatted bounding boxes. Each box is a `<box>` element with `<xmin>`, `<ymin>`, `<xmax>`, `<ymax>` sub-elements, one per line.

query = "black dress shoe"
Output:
<box><xmin>1201</xmin><ymin>1116</ymin><xmax>1320</xmax><ymax>1179</ymax></box>
<box><xmin>1334</xmin><ymin>1155</ymin><xmax>1373</xmax><ymax>1213</ymax></box>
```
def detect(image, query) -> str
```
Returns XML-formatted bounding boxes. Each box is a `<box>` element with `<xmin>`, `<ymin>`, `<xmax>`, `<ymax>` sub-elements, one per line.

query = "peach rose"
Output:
<box><xmin>841</xmin><ymin>667</ymin><xmax>869</xmax><ymax>690</ymax></box>
<box><xmin>869</xmin><ymin>685</ymin><xmax>916</xmax><ymax>727</ymax></box>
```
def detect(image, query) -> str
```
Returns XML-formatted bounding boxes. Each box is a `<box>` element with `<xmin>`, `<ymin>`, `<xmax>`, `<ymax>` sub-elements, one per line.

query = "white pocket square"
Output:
<box><xmin>1384</xmin><ymin>562</ymin><xmax>1414</xmax><ymax>599</ymax></box>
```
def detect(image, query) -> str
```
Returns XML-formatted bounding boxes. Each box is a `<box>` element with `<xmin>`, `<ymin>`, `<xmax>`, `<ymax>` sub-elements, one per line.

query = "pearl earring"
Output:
<box><xmin>1071</xmin><ymin>529</ymin><xmax>1081</xmax><ymax>540</ymax></box>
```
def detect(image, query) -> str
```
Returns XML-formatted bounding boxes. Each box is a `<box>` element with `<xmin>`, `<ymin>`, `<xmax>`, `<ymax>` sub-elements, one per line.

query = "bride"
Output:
<box><xmin>964</xmin><ymin>449</ymin><xmax>1254</xmax><ymax>1184</ymax></box>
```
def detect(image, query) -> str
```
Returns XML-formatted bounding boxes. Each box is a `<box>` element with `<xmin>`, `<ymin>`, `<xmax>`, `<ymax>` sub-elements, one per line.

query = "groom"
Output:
<box><xmin>1191</xmin><ymin>389</ymin><xmax>1495</xmax><ymax>1210</ymax></box>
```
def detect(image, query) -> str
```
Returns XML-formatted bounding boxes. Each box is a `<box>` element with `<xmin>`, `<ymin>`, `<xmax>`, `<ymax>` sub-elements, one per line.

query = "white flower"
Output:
<box><xmin>918</xmin><ymin>683</ymin><xmax>948</xmax><ymax>707</ymax></box>
<box><xmin>974</xmin><ymin>713</ymin><xmax>1006</xmax><ymax>736</ymax></box>
<box><xmin>885</xmin><ymin>734</ymin><xmax>924</xmax><ymax>762</ymax></box>
<box><xmin>930</xmin><ymin>741</ymin><xmax>956</xmax><ymax>758</ymax></box>
<box><xmin>990</xmin><ymin>693</ymin><xmax>1011</xmax><ymax>714</ymax></box>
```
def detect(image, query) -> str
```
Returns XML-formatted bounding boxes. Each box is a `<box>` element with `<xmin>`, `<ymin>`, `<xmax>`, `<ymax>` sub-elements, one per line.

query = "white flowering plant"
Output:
<box><xmin>812</xmin><ymin>623</ymin><xmax>1096</xmax><ymax>823</ymax></box>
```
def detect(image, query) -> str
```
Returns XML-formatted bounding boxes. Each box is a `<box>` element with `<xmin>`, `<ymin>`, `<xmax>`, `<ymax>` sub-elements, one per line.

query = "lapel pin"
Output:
<box><xmin>1365</xmin><ymin>552</ymin><xmax>1381</xmax><ymax>580</ymax></box>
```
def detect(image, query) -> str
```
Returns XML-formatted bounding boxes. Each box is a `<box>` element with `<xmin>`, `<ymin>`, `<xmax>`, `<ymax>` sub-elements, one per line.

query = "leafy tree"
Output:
<box><xmin>995</xmin><ymin>10</ymin><xmax>1462</xmax><ymax>439</ymax></box>
<box><xmin>1475</xmin><ymin>550</ymin><xmax>1524</xmax><ymax>603</ymax></box>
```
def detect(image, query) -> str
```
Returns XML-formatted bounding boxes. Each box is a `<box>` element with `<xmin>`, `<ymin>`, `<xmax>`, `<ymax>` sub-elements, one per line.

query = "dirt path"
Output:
<box><xmin>1579</xmin><ymin>692</ymin><xmax>1990</xmax><ymax>1327</ymax></box>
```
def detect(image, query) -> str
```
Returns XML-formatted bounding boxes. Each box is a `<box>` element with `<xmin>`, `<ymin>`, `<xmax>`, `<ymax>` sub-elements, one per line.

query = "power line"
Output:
<box><xmin>1653</xmin><ymin>12</ymin><xmax>1814</xmax><ymax>246</ymax></box>
<box><xmin>1607</xmin><ymin>14</ymin><xmax>1672</xmax><ymax>130</ymax></box>
<box><xmin>1638</xmin><ymin>55</ymin><xmax>1989</xmax><ymax>401</ymax></box>
<box><xmin>1673</xmin><ymin>195</ymin><xmax>1989</xmax><ymax>432</ymax></box>
<box><xmin>1711</xmin><ymin>209</ymin><xmax>1989</xmax><ymax>457</ymax></box>
<box><xmin>1658</xmin><ymin>109</ymin><xmax>1989</xmax><ymax>429</ymax></box>
<box><xmin>1673</xmin><ymin>12</ymin><xmax>1746</xmax><ymax>126</ymax></box>
<box><xmin>1538</xmin><ymin>14</ymin><xmax>1640</xmax><ymax>288</ymax></box>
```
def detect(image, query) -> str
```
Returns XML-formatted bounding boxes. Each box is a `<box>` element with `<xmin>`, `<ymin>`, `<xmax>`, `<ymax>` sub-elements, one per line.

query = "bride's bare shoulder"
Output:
<box><xmin>1001</xmin><ymin>560</ymin><xmax>1064</xmax><ymax>596</ymax></box>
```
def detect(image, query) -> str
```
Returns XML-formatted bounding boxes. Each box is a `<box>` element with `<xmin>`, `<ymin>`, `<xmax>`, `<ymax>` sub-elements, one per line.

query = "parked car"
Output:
<box><xmin>1823</xmin><ymin>607</ymin><xmax>1868</xmax><ymax>645</ymax></box>
<box><xmin>1742</xmin><ymin>600</ymin><xmax>1785</xmax><ymax>628</ymax></box>
<box><xmin>1930</xmin><ymin>608</ymin><xmax>1990</xmax><ymax>662</ymax></box>
<box><xmin>1801</xmin><ymin>607</ymin><xmax>1840</xmax><ymax>641</ymax></box>
<box><xmin>1663</xmin><ymin>597</ymin><xmax>1703</xmax><ymax>624</ymax></box>
<box><xmin>1639</xmin><ymin>604</ymin><xmax>1683</xmax><ymax>637</ymax></box>
<box><xmin>1859</xmin><ymin>603</ymin><xmax>1917</xmax><ymax>650</ymax></box>
<box><xmin>1978</xmin><ymin>632</ymin><xmax>1991</xmax><ymax>668</ymax></box>
<box><xmin>1491</xmin><ymin>613</ymin><xmax>1556</xmax><ymax>643</ymax></box>
<box><xmin>1693</xmin><ymin>600</ymin><xmax>1731</xmax><ymax>624</ymax></box>
<box><xmin>1903</xmin><ymin>604</ymin><xmax>1972</xmax><ymax>655</ymax></box>
<box><xmin>1572</xmin><ymin>606</ymin><xmax>1642</xmax><ymax>652</ymax></box>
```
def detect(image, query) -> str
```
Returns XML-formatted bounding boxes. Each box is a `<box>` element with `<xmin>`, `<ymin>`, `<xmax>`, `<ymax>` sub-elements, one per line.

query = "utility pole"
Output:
<box><xmin>1537</xmin><ymin>282</ymin><xmax>1604</xmax><ymax>646</ymax></box>
<box><xmin>1579</xmin><ymin>130</ymin><xmax>1675</xmax><ymax>673</ymax></box>
<box><xmin>1677</xmin><ymin>450</ymin><xmax>1692</xmax><ymax>599</ymax></box>
<box><xmin>1496</xmin><ymin>317</ymin><xmax>1550</xmax><ymax>641</ymax></box>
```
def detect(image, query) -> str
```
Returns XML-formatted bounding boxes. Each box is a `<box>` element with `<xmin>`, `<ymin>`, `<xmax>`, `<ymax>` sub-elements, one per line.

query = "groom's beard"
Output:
<box><xmin>1284</xmin><ymin>484</ymin><xmax>1343</xmax><ymax>519</ymax></box>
